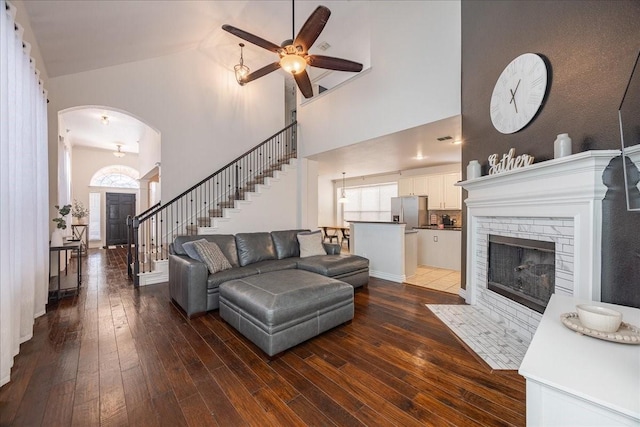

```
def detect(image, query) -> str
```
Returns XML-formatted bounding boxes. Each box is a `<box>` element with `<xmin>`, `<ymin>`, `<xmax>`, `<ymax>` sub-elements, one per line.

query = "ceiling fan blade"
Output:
<box><xmin>293</xmin><ymin>6</ymin><xmax>331</xmax><ymax>53</ymax></box>
<box><xmin>307</xmin><ymin>55</ymin><xmax>364</xmax><ymax>72</ymax></box>
<box><xmin>294</xmin><ymin>70</ymin><xmax>314</xmax><ymax>98</ymax></box>
<box><xmin>243</xmin><ymin>62</ymin><xmax>281</xmax><ymax>84</ymax></box>
<box><xmin>222</xmin><ymin>24</ymin><xmax>281</xmax><ymax>53</ymax></box>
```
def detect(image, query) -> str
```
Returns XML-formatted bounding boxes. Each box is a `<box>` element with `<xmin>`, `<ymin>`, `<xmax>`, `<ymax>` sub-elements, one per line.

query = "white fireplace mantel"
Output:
<box><xmin>459</xmin><ymin>150</ymin><xmax>620</xmax><ymax>334</ymax></box>
<box><xmin>460</xmin><ymin>150</ymin><xmax>620</xmax><ymax>209</ymax></box>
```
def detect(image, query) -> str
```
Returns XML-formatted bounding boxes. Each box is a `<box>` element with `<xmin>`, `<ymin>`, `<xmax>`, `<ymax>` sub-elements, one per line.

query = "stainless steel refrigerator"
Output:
<box><xmin>390</xmin><ymin>196</ymin><xmax>428</xmax><ymax>228</ymax></box>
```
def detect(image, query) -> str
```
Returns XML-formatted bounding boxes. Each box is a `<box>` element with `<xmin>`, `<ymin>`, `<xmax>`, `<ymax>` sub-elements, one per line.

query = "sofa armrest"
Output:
<box><xmin>323</xmin><ymin>243</ymin><xmax>341</xmax><ymax>255</ymax></box>
<box><xmin>169</xmin><ymin>254</ymin><xmax>209</xmax><ymax>318</ymax></box>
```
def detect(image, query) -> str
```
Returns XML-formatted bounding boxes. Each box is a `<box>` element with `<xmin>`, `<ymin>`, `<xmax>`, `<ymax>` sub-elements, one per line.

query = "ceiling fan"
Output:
<box><xmin>222</xmin><ymin>4</ymin><xmax>363</xmax><ymax>98</ymax></box>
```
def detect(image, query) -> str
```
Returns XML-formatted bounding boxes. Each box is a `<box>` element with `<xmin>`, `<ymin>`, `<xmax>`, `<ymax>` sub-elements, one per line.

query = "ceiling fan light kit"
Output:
<box><xmin>222</xmin><ymin>4</ymin><xmax>363</xmax><ymax>98</ymax></box>
<box><xmin>280</xmin><ymin>53</ymin><xmax>307</xmax><ymax>74</ymax></box>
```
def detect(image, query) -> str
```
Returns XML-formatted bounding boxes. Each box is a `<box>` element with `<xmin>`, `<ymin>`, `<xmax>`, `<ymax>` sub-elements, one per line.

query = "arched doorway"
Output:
<box><xmin>56</xmin><ymin>106</ymin><xmax>161</xmax><ymax>247</ymax></box>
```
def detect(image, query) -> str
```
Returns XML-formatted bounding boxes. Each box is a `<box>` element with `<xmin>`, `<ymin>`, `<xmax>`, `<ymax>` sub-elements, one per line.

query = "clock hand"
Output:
<box><xmin>513</xmin><ymin>79</ymin><xmax>521</xmax><ymax>96</ymax></box>
<box><xmin>509</xmin><ymin>88</ymin><xmax>519</xmax><ymax>114</ymax></box>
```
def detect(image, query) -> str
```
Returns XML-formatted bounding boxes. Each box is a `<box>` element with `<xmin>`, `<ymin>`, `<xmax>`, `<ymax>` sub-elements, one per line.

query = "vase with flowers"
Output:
<box><xmin>71</xmin><ymin>199</ymin><xmax>90</xmax><ymax>225</ymax></box>
<box><xmin>51</xmin><ymin>204</ymin><xmax>71</xmax><ymax>246</ymax></box>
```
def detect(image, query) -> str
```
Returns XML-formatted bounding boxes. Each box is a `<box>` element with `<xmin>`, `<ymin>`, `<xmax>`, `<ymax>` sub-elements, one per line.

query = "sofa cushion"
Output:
<box><xmin>193</xmin><ymin>240</ymin><xmax>232</xmax><ymax>274</ymax></box>
<box><xmin>270</xmin><ymin>229</ymin><xmax>310</xmax><ymax>259</ymax></box>
<box><xmin>174</xmin><ymin>234</ymin><xmax>240</xmax><ymax>267</ymax></box>
<box><xmin>207</xmin><ymin>265</ymin><xmax>260</xmax><ymax>289</ymax></box>
<box><xmin>297</xmin><ymin>230</ymin><xmax>327</xmax><ymax>258</ymax></box>
<box><xmin>251</xmin><ymin>259</ymin><xmax>299</xmax><ymax>274</ymax></box>
<box><xmin>235</xmin><ymin>232</ymin><xmax>276</xmax><ymax>266</ymax></box>
<box><xmin>297</xmin><ymin>254</ymin><xmax>369</xmax><ymax>277</ymax></box>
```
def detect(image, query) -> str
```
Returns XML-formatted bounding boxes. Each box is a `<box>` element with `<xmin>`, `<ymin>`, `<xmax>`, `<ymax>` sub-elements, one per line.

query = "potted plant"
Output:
<box><xmin>51</xmin><ymin>204</ymin><xmax>71</xmax><ymax>246</ymax></box>
<box><xmin>71</xmin><ymin>199</ymin><xmax>90</xmax><ymax>224</ymax></box>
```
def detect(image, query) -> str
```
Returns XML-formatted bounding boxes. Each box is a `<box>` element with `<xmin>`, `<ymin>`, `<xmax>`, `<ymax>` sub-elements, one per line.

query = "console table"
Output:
<box><xmin>519</xmin><ymin>294</ymin><xmax>640</xmax><ymax>426</ymax></box>
<box><xmin>71</xmin><ymin>224</ymin><xmax>88</xmax><ymax>254</ymax></box>
<box><xmin>49</xmin><ymin>240</ymin><xmax>82</xmax><ymax>301</ymax></box>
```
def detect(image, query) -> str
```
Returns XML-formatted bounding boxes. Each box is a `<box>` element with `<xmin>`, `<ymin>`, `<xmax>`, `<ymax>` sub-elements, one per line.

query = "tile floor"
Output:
<box><xmin>405</xmin><ymin>266</ymin><xmax>461</xmax><ymax>295</ymax></box>
<box><xmin>427</xmin><ymin>304</ymin><xmax>531</xmax><ymax>370</ymax></box>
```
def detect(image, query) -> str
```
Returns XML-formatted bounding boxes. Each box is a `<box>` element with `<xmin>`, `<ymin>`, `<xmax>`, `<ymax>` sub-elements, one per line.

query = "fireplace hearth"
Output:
<box><xmin>488</xmin><ymin>235</ymin><xmax>555</xmax><ymax>313</ymax></box>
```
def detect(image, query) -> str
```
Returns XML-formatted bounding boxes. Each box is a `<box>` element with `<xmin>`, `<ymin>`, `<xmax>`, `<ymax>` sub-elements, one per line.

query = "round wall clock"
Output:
<box><xmin>490</xmin><ymin>53</ymin><xmax>548</xmax><ymax>134</ymax></box>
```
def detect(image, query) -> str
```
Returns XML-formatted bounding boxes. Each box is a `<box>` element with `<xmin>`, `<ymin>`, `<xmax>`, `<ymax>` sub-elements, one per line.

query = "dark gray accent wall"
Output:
<box><xmin>461</xmin><ymin>1</ymin><xmax>640</xmax><ymax>307</ymax></box>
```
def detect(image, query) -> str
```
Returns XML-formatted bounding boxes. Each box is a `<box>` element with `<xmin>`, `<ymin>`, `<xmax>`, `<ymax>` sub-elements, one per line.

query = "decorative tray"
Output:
<box><xmin>560</xmin><ymin>312</ymin><xmax>640</xmax><ymax>344</ymax></box>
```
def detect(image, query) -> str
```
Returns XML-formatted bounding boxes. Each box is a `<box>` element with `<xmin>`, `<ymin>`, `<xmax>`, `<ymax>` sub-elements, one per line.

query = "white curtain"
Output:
<box><xmin>0</xmin><ymin>0</ymin><xmax>49</xmax><ymax>387</ymax></box>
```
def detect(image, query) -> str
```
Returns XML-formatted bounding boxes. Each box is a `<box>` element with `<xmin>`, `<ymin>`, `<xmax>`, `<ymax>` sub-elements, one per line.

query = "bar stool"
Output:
<box><xmin>340</xmin><ymin>228</ymin><xmax>350</xmax><ymax>250</ymax></box>
<box><xmin>322</xmin><ymin>227</ymin><xmax>339</xmax><ymax>244</ymax></box>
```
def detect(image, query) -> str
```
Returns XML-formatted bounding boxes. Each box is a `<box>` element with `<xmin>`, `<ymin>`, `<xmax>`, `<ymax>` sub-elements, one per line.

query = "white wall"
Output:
<box><xmin>297</xmin><ymin>1</ymin><xmax>461</xmax><ymax>158</ymax></box>
<box><xmin>317</xmin><ymin>175</ymin><xmax>334</xmax><ymax>226</ymax></box>
<box><xmin>46</xmin><ymin>47</ymin><xmax>285</xmax><ymax>209</ymax></box>
<box><xmin>202</xmin><ymin>161</ymin><xmax>299</xmax><ymax>234</ymax></box>
<box><xmin>136</xmin><ymin>122</ymin><xmax>161</xmax><ymax>180</ymax></box>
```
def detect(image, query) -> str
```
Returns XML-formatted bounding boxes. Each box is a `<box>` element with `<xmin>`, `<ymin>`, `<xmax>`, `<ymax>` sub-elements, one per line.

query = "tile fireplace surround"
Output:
<box><xmin>460</xmin><ymin>150</ymin><xmax>620</xmax><ymax>340</ymax></box>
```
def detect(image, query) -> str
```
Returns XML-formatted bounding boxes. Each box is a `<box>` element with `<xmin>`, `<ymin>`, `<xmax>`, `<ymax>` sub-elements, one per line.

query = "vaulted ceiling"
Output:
<box><xmin>22</xmin><ymin>1</ymin><xmax>461</xmax><ymax>177</ymax></box>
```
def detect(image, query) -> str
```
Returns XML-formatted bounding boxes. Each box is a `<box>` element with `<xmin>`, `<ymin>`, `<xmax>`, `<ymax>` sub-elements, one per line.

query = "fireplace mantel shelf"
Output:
<box><xmin>458</xmin><ymin>150</ymin><xmax>620</xmax><ymax>189</ymax></box>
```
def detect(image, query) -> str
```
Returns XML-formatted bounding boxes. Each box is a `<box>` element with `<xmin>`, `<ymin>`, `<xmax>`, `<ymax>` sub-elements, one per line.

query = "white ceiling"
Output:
<box><xmin>60</xmin><ymin>107</ymin><xmax>154</xmax><ymax>154</ymax></box>
<box><xmin>23</xmin><ymin>0</ymin><xmax>461</xmax><ymax>177</ymax></box>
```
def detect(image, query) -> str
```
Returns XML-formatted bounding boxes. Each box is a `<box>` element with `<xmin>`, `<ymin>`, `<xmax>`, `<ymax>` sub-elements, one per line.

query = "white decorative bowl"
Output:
<box><xmin>576</xmin><ymin>304</ymin><xmax>622</xmax><ymax>333</ymax></box>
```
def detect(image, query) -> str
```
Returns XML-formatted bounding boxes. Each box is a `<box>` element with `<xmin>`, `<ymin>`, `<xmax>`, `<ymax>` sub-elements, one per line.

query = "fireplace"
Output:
<box><xmin>460</xmin><ymin>150</ymin><xmax>620</xmax><ymax>340</ymax></box>
<box><xmin>488</xmin><ymin>235</ymin><xmax>555</xmax><ymax>313</ymax></box>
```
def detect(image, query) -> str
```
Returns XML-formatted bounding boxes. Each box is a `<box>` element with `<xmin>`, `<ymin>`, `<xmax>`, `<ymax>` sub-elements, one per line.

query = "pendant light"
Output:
<box><xmin>234</xmin><ymin>43</ymin><xmax>250</xmax><ymax>85</ymax></box>
<box><xmin>338</xmin><ymin>172</ymin><xmax>348</xmax><ymax>204</ymax></box>
<box><xmin>113</xmin><ymin>144</ymin><xmax>125</xmax><ymax>158</ymax></box>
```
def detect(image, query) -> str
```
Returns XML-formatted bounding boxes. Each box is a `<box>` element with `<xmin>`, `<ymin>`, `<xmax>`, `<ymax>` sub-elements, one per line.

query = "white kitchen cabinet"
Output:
<box><xmin>417</xmin><ymin>229</ymin><xmax>461</xmax><ymax>271</ymax></box>
<box><xmin>426</xmin><ymin>175</ymin><xmax>444</xmax><ymax>209</ymax></box>
<box><xmin>398</xmin><ymin>176</ymin><xmax>428</xmax><ymax>196</ymax></box>
<box><xmin>426</xmin><ymin>172</ymin><xmax>461</xmax><ymax>209</ymax></box>
<box><xmin>443</xmin><ymin>172</ymin><xmax>462</xmax><ymax>209</ymax></box>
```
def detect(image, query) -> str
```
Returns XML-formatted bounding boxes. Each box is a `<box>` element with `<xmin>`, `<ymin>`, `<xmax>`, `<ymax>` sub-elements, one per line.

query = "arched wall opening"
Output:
<box><xmin>56</xmin><ymin>105</ymin><xmax>161</xmax><ymax>248</ymax></box>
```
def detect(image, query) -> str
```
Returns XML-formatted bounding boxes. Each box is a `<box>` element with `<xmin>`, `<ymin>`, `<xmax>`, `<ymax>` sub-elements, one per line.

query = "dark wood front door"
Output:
<box><xmin>106</xmin><ymin>192</ymin><xmax>135</xmax><ymax>246</ymax></box>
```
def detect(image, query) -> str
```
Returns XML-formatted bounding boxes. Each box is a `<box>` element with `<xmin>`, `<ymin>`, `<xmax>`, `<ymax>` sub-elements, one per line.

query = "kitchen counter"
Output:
<box><xmin>416</xmin><ymin>228</ymin><xmax>461</xmax><ymax>270</ymax></box>
<box><xmin>348</xmin><ymin>220</ymin><xmax>406</xmax><ymax>225</ymax></box>
<box><xmin>350</xmin><ymin>222</ymin><xmax>414</xmax><ymax>283</ymax></box>
<box><xmin>414</xmin><ymin>226</ymin><xmax>462</xmax><ymax>231</ymax></box>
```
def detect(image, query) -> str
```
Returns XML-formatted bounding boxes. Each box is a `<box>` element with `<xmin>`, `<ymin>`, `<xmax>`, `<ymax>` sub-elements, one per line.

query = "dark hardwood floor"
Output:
<box><xmin>0</xmin><ymin>248</ymin><xmax>525</xmax><ymax>426</ymax></box>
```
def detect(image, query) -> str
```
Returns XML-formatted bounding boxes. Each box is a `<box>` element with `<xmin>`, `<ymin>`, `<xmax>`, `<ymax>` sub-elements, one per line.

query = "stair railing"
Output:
<box><xmin>128</xmin><ymin>122</ymin><xmax>297</xmax><ymax>285</ymax></box>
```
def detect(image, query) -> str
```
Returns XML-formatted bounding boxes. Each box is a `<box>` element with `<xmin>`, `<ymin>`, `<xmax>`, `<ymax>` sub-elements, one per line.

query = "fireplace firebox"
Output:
<box><xmin>488</xmin><ymin>235</ymin><xmax>555</xmax><ymax>313</ymax></box>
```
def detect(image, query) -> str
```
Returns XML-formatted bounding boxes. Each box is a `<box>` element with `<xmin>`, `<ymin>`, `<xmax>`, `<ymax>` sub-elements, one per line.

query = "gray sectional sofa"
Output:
<box><xmin>168</xmin><ymin>229</ymin><xmax>369</xmax><ymax>356</ymax></box>
<box><xmin>168</xmin><ymin>229</ymin><xmax>369</xmax><ymax>318</ymax></box>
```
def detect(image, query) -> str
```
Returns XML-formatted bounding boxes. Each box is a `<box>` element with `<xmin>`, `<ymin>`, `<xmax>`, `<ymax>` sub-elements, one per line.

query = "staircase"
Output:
<box><xmin>127</xmin><ymin>122</ymin><xmax>297</xmax><ymax>286</ymax></box>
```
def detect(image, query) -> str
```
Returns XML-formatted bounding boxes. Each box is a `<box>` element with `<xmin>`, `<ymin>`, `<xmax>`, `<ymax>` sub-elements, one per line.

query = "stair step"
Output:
<box><xmin>185</xmin><ymin>225</ymin><xmax>199</xmax><ymax>235</ymax></box>
<box><xmin>197</xmin><ymin>217</ymin><xmax>211</xmax><ymax>226</ymax></box>
<box><xmin>209</xmin><ymin>208</ymin><xmax>223</xmax><ymax>217</ymax></box>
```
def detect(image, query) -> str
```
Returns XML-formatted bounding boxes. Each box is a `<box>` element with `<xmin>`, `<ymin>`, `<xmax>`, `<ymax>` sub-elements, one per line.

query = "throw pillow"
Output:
<box><xmin>297</xmin><ymin>230</ymin><xmax>327</xmax><ymax>258</ymax></box>
<box><xmin>192</xmin><ymin>240</ymin><xmax>233</xmax><ymax>274</ymax></box>
<box><xmin>182</xmin><ymin>238</ymin><xmax>208</xmax><ymax>261</ymax></box>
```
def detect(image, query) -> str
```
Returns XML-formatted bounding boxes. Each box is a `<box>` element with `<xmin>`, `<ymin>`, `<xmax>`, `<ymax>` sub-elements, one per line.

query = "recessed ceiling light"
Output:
<box><xmin>414</xmin><ymin>155</ymin><xmax>427</xmax><ymax>160</ymax></box>
<box><xmin>452</xmin><ymin>140</ymin><xmax>462</xmax><ymax>145</ymax></box>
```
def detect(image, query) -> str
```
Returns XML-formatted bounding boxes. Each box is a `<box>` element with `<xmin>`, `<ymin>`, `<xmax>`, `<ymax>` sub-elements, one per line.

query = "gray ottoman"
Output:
<box><xmin>219</xmin><ymin>270</ymin><xmax>354</xmax><ymax>357</ymax></box>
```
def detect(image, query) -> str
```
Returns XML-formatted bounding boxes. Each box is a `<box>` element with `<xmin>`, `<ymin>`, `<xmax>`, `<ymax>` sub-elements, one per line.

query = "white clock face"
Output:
<box><xmin>490</xmin><ymin>53</ymin><xmax>548</xmax><ymax>134</ymax></box>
